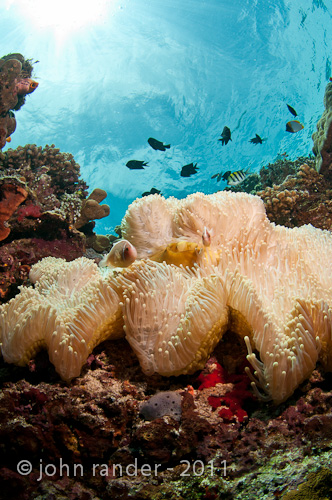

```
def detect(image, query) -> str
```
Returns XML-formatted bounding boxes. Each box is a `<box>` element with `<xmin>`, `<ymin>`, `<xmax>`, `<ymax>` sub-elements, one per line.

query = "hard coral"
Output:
<box><xmin>75</xmin><ymin>188</ymin><xmax>110</xmax><ymax>229</ymax></box>
<box><xmin>0</xmin><ymin>53</ymin><xmax>38</xmax><ymax>148</ymax></box>
<box><xmin>258</xmin><ymin>162</ymin><xmax>332</xmax><ymax>229</ymax></box>
<box><xmin>0</xmin><ymin>177</ymin><xmax>27</xmax><ymax>241</ymax></box>
<box><xmin>1</xmin><ymin>192</ymin><xmax>332</xmax><ymax>406</ymax></box>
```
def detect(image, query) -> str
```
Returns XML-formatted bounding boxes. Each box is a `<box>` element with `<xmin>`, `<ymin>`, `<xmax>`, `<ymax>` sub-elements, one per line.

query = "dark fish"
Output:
<box><xmin>142</xmin><ymin>188</ymin><xmax>161</xmax><ymax>197</ymax></box>
<box><xmin>218</xmin><ymin>126</ymin><xmax>232</xmax><ymax>145</ymax></box>
<box><xmin>286</xmin><ymin>104</ymin><xmax>298</xmax><ymax>117</ymax></box>
<box><xmin>249</xmin><ymin>134</ymin><xmax>265</xmax><ymax>145</ymax></box>
<box><xmin>126</xmin><ymin>160</ymin><xmax>148</xmax><ymax>170</ymax></box>
<box><xmin>181</xmin><ymin>162</ymin><xmax>199</xmax><ymax>177</ymax></box>
<box><xmin>224</xmin><ymin>170</ymin><xmax>248</xmax><ymax>186</ymax></box>
<box><xmin>147</xmin><ymin>137</ymin><xmax>171</xmax><ymax>151</ymax></box>
<box><xmin>211</xmin><ymin>170</ymin><xmax>231</xmax><ymax>182</ymax></box>
<box><xmin>286</xmin><ymin>120</ymin><xmax>304</xmax><ymax>133</ymax></box>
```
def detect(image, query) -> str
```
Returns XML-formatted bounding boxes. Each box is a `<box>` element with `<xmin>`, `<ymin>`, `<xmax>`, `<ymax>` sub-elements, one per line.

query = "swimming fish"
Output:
<box><xmin>211</xmin><ymin>170</ymin><xmax>231</xmax><ymax>182</ymax></box>
<box><xmin>142</xmin><ymin>188</ymin><xmax>161</xmax><ymax>197</ymax></box>
<box><xmin>249</xmin><ymin>134</ymin><xmax>266</xmax><ymax>145</ymax></box>
<box><xmin>202</xmin><ymin>227</ymin><xmax>211</xmax><ymax>247</ymax></box>
<box><xmin>180</xmin><ymin>163</ymin><xmax>199</xmax><ymax>177</ymax></box>
<box><xmin>286</xmin><ymin>104</ymin><xmax>298</xmax><ymax>117</ymax></box>
<box><xmin>126</xmin><ymin>160</ymin><xmax>148</xmax><ymax>170</ymax></box>
<box><xmin>286</xmin><ymin>120</ymin><xmax>304</xmax><ymax>133</ymax></box>
<box><xmin>99</xmin><ymin>239</ymin><xmax>137</xmax><ymax>268</ymax></box>
<box><xmin>147</xmin><ymin>137</ymin><xmax>171</xmax><ymax>151</ymax></box>
<box><xmin>5</xmin><ymin>137</ymin><xmax>11</xmax><ymax>143</ymax></box>
<box><xmin>224</xmin><ymin>170</ymin><xmax>248</xmax><ymax>186</ymax></box>
<box><xmin>15</xmin><ymin>78</ymin><xmax>39</xmax><ymax>95</ymax></box>
<box><xmin>218</xmin><ymin>126</ymin><xmax>232</xmax><ymax>145</ymax></box>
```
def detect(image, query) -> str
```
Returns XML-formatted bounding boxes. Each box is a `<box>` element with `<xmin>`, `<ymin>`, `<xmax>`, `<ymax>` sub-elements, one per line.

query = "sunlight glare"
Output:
<box><xmin>6</xmin><ymin>0</ymin><xmax>115</xmax><ymax>41</ymax></box>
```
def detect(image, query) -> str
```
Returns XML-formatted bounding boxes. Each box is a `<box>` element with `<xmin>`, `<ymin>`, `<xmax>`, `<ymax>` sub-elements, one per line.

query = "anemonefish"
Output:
<box><xmin>15</xmin><ymin>78</ymin><xmax>39</xmax><ymax>95</ymax></box>
<box><xmin>202</xmin><ymin>227</ymin><xmax>211</xmax><ymax>247</ymax></box>
<box><xmin>99</xmin><ymin>239</ymin><xmax>137</xmax><ymax>268</ymax></box>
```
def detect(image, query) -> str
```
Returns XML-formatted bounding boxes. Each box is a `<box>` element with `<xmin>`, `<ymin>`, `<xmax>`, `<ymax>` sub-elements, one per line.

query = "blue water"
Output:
<box><xmin>1</xmin><ymin>0</ymin><xmax>332</xmax><ymax>234</ymax></box>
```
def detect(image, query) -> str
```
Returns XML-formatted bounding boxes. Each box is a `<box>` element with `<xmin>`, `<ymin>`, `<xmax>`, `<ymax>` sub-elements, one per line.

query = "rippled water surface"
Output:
<box><xmin>1</xmin><ymin>0</ymin><xmax>332</xmax><ymax>231</ymax></box>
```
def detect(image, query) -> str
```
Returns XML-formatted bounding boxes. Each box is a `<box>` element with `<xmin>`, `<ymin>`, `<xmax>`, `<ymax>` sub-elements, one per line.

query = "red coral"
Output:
<box><xmin>198</xmin><ymin>360</ymin><xmax>254</xmax><ymax>423</ymax></box>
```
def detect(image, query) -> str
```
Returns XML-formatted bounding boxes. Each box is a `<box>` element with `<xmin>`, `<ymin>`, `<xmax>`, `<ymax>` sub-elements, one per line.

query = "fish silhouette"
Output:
<box><xmin>286</xmin><ymin>104</ymin><xmax>297</xmax><ymax>117</ymax></box>
<box><xmin>142</xmin><ymin>188</ymin><xmax>161</xmax><ymax>197</ymax></box>
<box><xmin>147</xmin><ymin>137</ymin><xmax>171</xmax><ymax>151</ymax></box>
<box><xmin>181</xmin><ymin>163</ymin><xmax>199</xmax><ymax>177</ymax></box>
<box><xmin>126</xmin><ymin>160</ymin><xmax>148</xmax><ymax>170</ymax></box>
<box><xmin>218</xmin><ymin>126</ymin><xmax>232</xmax><ymax>145</ymax></box>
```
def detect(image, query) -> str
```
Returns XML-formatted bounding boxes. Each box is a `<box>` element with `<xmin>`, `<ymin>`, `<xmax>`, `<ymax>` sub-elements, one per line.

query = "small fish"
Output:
<box><xmin>180</xmin><ymin>162</ymin><xmax>199</xmax><ymax>177</ymax></box>
<box><xmin>277</xmin><ymin>152</ymin><xmax>288</xmax><ymax>158</ymax></box>
<box><xmin>99</xmin><ymin>239</ymin><xmax>137</xmax><ymax>268</ymax></box>
<box><xmin>218</xmin><ymin>126</ymin><xmax>232</xmax><ymax>145</ymax></box>
<box><xmin>142</xmin><ymin>188</ymin><xmax>161</xmax><ymax>197</ymax></box>
<box><xmin>286</xmin><ymin>104</ymin><xmax>297</xmax><ymax>117</ymax></box>
<box><xmin>147</xmin><ymin>137</ymin><xmax>170</xmax><ymax>151</ymax></box>
<box><xmin>5</xmin><ymin>137</ymin><xmax>11</xmax><ymax>143</ymax></box>
<box><xmin>249</xmin><ymin>134</ymin><xmax>266</xmax><ymax>145</ymax></box>
<box><xmin>211</xmin><ymin>170</ymin><xmax>231</xmax><ymax>182</ymax></box>
<box><xmin>15</xmin><ymin>78</ymin><xmax>39</xmax><ymax>95</ymax></box>
<box><xmin>202</xmin><ymin>227</ymin><xmax>211</xmax><ymax>247</ymax></box>
<box><xmin>225</xmin><ymin>169</ymin><xmax>248</xmax><ymax>186</ymax></box>
<box><xmin>330</xmin><ymin>77</ymin><xmax>332</xmax><ymax>82</ymax></box>
<box><xmin>126</xmin><ymin>160</ymin><xmax>148</xmax><ymax>170</ymax></box>
<box><xmin>286</xmin><ymin>120</ymin><xmax>304</xmax><ymax>133</ymax></box>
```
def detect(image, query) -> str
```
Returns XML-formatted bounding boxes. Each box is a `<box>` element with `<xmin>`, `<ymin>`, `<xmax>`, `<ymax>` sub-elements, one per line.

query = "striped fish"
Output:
<box><xmin>226</xmin><ymin>170</ymin><xmax>248</xmax><ymax>186</ymax></box>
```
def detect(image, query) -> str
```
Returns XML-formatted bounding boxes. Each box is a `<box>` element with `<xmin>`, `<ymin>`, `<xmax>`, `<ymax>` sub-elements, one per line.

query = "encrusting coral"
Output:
<box><xmin>1</xmin><ymin>191</ymin><xmax>332</xmax><ymax>405</ymax></box>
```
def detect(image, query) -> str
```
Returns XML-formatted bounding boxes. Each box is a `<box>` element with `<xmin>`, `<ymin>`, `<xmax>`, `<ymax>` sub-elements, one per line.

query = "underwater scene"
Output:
<box><xmin>1</xmin><ymin>0</ymin><xmax>332</xmax><ymax>498</ymax></box>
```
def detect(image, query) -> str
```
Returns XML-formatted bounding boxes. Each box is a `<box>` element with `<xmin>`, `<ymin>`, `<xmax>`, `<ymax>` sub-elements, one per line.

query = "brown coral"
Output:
<box><xmin>74</xmin><ymin>188</ymin><xmax>110</xmax><ymax>229</ymax></box>
<box><xmin>0</xmin><ymin>53</ymin><xmax>38</xmax><ymax>148</ymax></box>
<box><xmin>312</xmin><ymin>81</ymin><xmax>332</xmax><ymax>175</ymax></box>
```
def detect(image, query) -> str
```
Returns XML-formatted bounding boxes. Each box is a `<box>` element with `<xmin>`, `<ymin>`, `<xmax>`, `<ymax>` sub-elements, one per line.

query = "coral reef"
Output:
<box><xmin>1</xmin><ymin>191</ymin><xmax>332</xmax><ymax>405</ymax></box>
<box><xmin>0</xmin><ymin>53</ymin><xmax>38</xmax><ymax>148</ymax></box>
<box><xmin>257</xmin><ymin>162</ymin><xmax>332</xmax><ymax>229</ymax></box>
<box><xmin>312</xmin><ymin>81</ymin><xmax>332</xmax><ymax>175</ymax></box>
<box><xmin>0</xmin><ymin>339</ymin><xmax>331</xmax><ymax>500</ymax></box>
<box><xmin>0</xmin><ymin>144</ymin><xmax>113</xmax><ymax>302</ymax></box>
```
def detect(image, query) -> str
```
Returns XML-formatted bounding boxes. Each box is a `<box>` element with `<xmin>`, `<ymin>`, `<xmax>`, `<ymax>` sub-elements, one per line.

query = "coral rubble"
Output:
<box><xmin>0</xmin><ymin>53</ymin><xmax>38</xmax><ymax>148</ymax></box>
